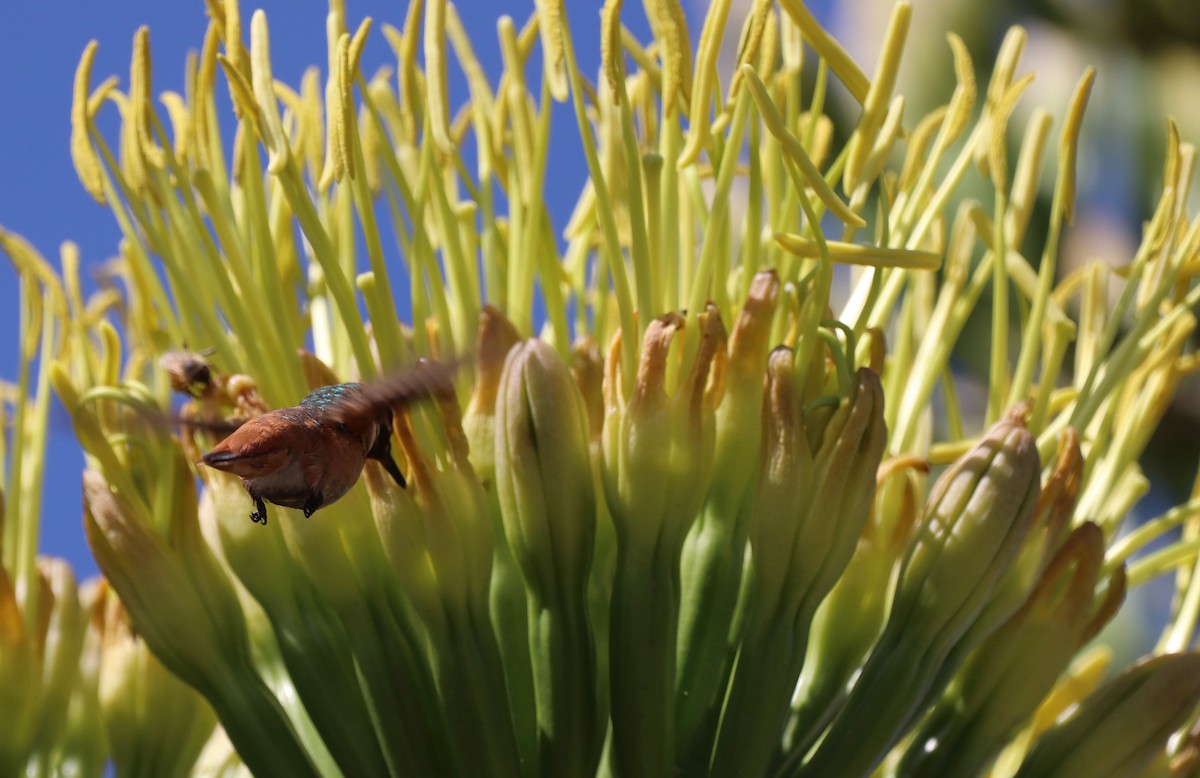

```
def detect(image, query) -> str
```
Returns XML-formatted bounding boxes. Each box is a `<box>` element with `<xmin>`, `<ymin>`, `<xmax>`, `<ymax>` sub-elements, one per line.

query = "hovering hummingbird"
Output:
<box><xmin>196</xmin><ymin>360</ymin><xmax>456</xmax><ymax>525</ymax></box>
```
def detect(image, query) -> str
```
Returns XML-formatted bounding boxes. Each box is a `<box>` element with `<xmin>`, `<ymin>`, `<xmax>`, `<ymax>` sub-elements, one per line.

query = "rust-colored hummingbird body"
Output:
<box><xmin>199</xmin><ymin>361</ymin><xmax>455</xmax><ymax>524</ymax></box>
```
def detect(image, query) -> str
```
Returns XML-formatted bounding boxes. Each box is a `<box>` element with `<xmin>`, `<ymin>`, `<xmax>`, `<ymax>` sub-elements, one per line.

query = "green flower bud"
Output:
<box><xmin>602</xmin><ymin>308</ymin><xmax>724</xmax><ymax>550</ymax></box>
<box><xmin>898</xmin><ymin>522</ymin><xmax>1126</xmax><ymax>777</ymax></box>
<box><xmin>602</xmin><ymin>307</ymin><xmax>725</xmax><ymax>778</ymax></box>
<box><xmin>29</xmin><ymin>558</ymin><xmax>87</xmax><ymax>763</ymax></box>
<box><xmin>96</xmin><ymin>590</ymin><xmax>216</xmax><ymax>778</ymax></box>
<box><xmin>495</xmin><ymin>338</ymin><xmax>602</xmax><ymax>774</ymax></box>
<box><xmin>904</xmin><ymin>428</ymin><xmax>1087</xmax><ymax>731</ymax></box>
<box><xmin>83</xmin><ymin>465</ymin><xmax>322</xmax><ymax>778</ymax></box>
<box><xmin>497</xmin><ymin>340</ymin><xmax>595</xmax><ymax>605</ymax></box>
<box><xmin>800</xmin><ymin>407</ymin><xmax>1040</xmax><ymax>777</ymax></box>
<box><xmin>1014</xmin><ymin>653</ymin><xmax>1200</xmax><ymax>778</ymax></box>
<box><xmin>0</xmin><ymin>565</ymin><xmax>41</xmax><ymax>776</ymax></box>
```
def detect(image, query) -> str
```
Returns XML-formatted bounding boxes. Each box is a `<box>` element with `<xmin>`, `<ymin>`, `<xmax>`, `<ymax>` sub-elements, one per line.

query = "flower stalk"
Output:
<box><xmin>2</xmin><ymin>0</ymin><xmax>1200</xmax><ymax>775</ymax></box>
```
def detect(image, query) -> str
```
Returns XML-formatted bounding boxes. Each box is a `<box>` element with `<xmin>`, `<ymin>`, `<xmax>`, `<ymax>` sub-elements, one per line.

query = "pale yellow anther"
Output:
<box><xmin>1059</xmin><ymin>68</ymin><xmax>1095</xmax><ymax>226</ymax></box>
<box><xmin>899</xmin><ymin>106</ymin><xmax>948</xmax><ymax>191</ymax></box>
<box><xmin>71</xmin><ymin>41</ymin><xmax>106</xmax><ymax>203</ymax></box>
<box><xmin>534</xmin><ymin>0</ymin><xmax>568</xmax><ymax>101</ymax></box>
<box><xmin>131</xmin><ymin>27</ymin><xmax>166</xmax><ymax>172</ymax></box>
<box><xmin>976</xmin><ymin>26</ymin><xmax>1027</xmax><ymax>174</ymax></box>
<box><xmin>601</xmin><ymin>0</ymin><xmax>625</xmax><ymax>101</ymax></box>
<box><xmin>85</xmin><ymin>76</ymin><xmax>120</xmax><ymax>119</ymax></box>
<box><xmin>398</xmin><ymin>0</ymin><xmax>425</xmax><ymax>143</ymax></box>
<box><xmin>945</xmin><ymin>33</ymin><xmax>977</xmax><ymax>141</ymax></box>
<box><xmin>989</xmin><ymin>72</ymin><xmax>1035</xmax><ymax>197</ymax></box>
<box><xmin>722</xmin><ymin>0</ymin><xmax>773</xmax><ymax>116</ymax></box>
<box><xmin>159</xmin><ymin>92</ymin><xmax>190</xmax><ymax>162</ymax></box>
<box><xmin>844</xmin><ymin>2</ymin><xmax>910</xmax><ymax>192</ymax></box>
<box><xmin>298</xmin><ymin>67</ymin><xmax>324</xmax><ymax>177</ymax></box>
<box><xmin>250</xmin><ymin>11</ymin><xmax>291</xmax><ymax>175</ymax></box>
<box><xmin>216</xmin><ymin>54</ymin><xmax>263</xmax><ymax>130</ymax></box>
<box><xmin>336</xmin><ymin>33</ymin><xmax>356</xmax><ymax>178</ymax></box>
<box><xmin>643</xmin><ymin>0</ymin><xmax>691</xmax><ymax>114</ymax></box>
<box><xmin>677</xmin><ymin>0</ymin><xmax>731</xmax><ymax>168</ymax></box>
<box><xmin>348</xmin><ymin>17</ymin><xmax>372</xmax><ymax>77</ymax></box>
<box><xmin>424</xmin><ymin>0</ymin><xmax>454</xmax><ymax>154</ymax></box>
<box><xmin>202</xmin><ymin>0</ymin><xmax>225</xmax><ymax>40</ymax></box>
<box><xmin>318</xmin><ymin>29</ymin><xmax>349</xmax><ymax>189</ymax></box>
<box><xmin>223</xmin><ymin>0</ymin><xmax>244</xmax><ymax>73</ymax></box>
<box><xmin>194</xmin><ymin>24</ymin><xmax>220</xmax><ymax>172</ymax></box>
<box><xmin>777</xmin><ymin>0</ymin><xmax>869</xmax><ymax>103</ymax></box>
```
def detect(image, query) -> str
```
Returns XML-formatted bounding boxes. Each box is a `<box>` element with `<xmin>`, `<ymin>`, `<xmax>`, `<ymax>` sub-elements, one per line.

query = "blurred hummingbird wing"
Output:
<box><xmin>325</xmin><ymin>359</ymin><xmax>459</xmax><ymax>423</ymax></box>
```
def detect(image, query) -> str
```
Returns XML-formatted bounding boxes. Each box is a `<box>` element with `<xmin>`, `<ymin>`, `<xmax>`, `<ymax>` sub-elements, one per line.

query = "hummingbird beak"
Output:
<box><xmin>367</xmin><ymin>424</ymin><xmax>407</xmax><ymax>489</ymax></box>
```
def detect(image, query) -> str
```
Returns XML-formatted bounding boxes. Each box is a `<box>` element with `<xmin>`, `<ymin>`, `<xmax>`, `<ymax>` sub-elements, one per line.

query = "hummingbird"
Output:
<box><xmin>197</xmin><ymin>360</ymin><xmax>456</xmax><ymax>525</ymax></box>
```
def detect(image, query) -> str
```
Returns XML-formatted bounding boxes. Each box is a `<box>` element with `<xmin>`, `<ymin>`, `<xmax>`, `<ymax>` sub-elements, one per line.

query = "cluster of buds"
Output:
<box><xmin>3</xmin><ymin>0</ymin><xmax>1200</xmax><ymax>775</ymax></box>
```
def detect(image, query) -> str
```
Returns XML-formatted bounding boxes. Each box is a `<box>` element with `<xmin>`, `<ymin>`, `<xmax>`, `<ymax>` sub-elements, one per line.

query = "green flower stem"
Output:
<box><xmin>433</xmin><ymin>608</ymin><xmax>523</xmax><ymax>778</ymax></box>
<box><xmin>680</xmin><ymin>85</ymin><xmax>751</xmax><ymax>373</ymax></box>
<box><xmin>346</xmin><ymin>131</ymin><xmax>408</xmax><ymax>370</ymax></box>
<box><xmin>1008</xmin><ymin>71</ymin><xmax>1092</xmax><ymax>411</ymax></box>
<box><xmin>467</xmin><ymin>313</ymin><xmax>541</xmax><ymax>772</ymax></box>
<box><xmin>75</xmin><ymin>97</ymin><xmax>183</xmax><ymax>345</ymax></box>
<box><xmin>342</xmin><ymin>593</ymin><xmax>457</xmax><ymax>777</ymax></box>
<box><xmin>781</xmin><ymin>536</ymin><xmax>893</xmax><ymax>761</ymax></box>
<box><xmin>193</xmin><ymin>660</ymin><xmax>323</xmax><ymax>778</ymax></box>
<box><xmin>608</xmin><ymin>542</ymin><xmax>679</xmax><ymax>778</ymax></box>
<box><xmin>215</xmin><ymin>136</ymin><xmax>305</xmax><ymax>401</ymax></box>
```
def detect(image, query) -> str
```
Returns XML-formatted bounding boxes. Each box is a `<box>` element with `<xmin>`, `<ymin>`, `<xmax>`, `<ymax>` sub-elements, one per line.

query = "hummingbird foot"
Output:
<box><xmin>302</xmin><ymin>495</ymin><xmax>323</xmax><ymax>518</ymax></box>
<box><xmin>250</xmin><ymin>497</ymin><xmax>268</xmax><ymax>525</ymax></box>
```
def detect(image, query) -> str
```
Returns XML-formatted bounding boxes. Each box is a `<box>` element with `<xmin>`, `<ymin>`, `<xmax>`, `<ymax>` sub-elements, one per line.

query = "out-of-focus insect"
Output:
<box><xmin>163</xmin><ymin>353</ymin><xmax>456</xmax><ymax>525</ymax></box>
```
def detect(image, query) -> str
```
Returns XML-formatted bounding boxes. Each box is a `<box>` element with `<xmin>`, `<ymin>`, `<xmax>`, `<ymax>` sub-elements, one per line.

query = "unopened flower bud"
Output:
<box><xmin>96</xmin><ymin>592</ymin><xmax>216</xmax><ymax>776</ymax></box>
<box><xmin>898</xmin><ymin>522</ymin><xmax>1125</xmax><ymax>777</ymax></box>
<box><xmin>801</xmin><ymin>407</ymin><xmax>1040</xmax><ymax>777</ymax></box>
<box><xmin>1014</xmin><ymin>653</ymin><xmax>1200</xmax><ymax>778</ymax></box>
<box><xmin>83</xmin><ymin>467</ymin><xmax>321</xmax><ymax>777</ymax></box>
<box><xmin>0</xmin><ymin>565</ymin><xmax>41</xmax><ymax>775</ymax></box>
<box><xmin>32</xmin><ymin>559</ymin><xmax>87</xmax><ymax>753</ymax></box>
<box><xmin>495</xmin><ymin>338</ymin><xmax>602</xmax><ymax>773</ymax></box>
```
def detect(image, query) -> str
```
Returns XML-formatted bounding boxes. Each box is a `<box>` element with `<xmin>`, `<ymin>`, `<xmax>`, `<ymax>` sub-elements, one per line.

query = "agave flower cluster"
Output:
<box><xmin>3</xmin><ymin>0</ymin><xmax>1200</xmax><ymax>775</ymax></box>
